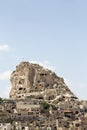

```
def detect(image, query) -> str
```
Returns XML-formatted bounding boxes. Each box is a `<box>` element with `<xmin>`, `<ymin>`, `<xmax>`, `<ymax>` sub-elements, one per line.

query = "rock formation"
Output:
<box><xmin>1</xmin><ymin>61</ymin><xmax>87</xmax><ymax>129</ymax></box>
<box><xmin>10</xmin><ymin>62</ymin><xmax>76</xmax><ymax>102</ymax></box>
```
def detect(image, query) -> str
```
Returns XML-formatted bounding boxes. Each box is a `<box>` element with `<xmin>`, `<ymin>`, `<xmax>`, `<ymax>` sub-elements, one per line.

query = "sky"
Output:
<box><xmin>0</xmin><ymin>0</ymin><xmax>87</xmax><ymax>100</ymax></box>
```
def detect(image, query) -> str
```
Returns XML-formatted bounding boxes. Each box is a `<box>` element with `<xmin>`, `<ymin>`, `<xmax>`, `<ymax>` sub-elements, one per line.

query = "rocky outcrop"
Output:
<box><xmin>2</xmin><ymin>61</ymin><xmax>87</xmax><ymax>129</ymax></box>
<box><xmin>9</xmin><ymin>62</ymin><xmax>75</xmax><ymax>103</ymax></box>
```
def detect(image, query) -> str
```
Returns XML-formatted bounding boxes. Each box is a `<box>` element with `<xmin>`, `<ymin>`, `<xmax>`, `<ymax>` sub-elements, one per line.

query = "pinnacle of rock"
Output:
<box><xmin>10</xmin><ymin>62</ymin><xmax>76</xmax><ymax>103</ymax></box>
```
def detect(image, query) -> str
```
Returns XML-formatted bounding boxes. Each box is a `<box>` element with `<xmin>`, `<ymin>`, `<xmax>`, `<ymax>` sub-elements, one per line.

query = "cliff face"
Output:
<box><xmin>10</xmin><ymin>62</ymin><xmax>75</xmax><ymax>102</ymax></box>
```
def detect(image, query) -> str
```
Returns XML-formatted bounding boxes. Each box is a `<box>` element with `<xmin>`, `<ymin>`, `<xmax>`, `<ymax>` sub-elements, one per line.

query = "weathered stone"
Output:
<box><xmin>9</xmin><ymin>61</ymin><xmax>75</xmax><ymax>102</ymax></box>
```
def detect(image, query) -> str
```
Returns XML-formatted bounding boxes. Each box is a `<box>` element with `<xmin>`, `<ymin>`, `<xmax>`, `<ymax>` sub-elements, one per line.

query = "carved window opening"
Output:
<box><xmin>22</xmin><ymin>127</ymin><xmax>25</xmax><ymax>130</ymax></box>
<box><xmin>38</xmin><ymin>96</ymin><xmax>44</xmax><ymax>100</ymax></box>
<box><xmin>19</xmin><ymin>79</ymin><xmax>24</xmax><ymax>84</ymax></box>
<box><xmin>19</xmin><ymin>87</ymin><xmax>23</xmax><ymax>90</ymax></box>
<box><xmin>40</xmin><ymin>73</ymin><xmax>44</xmax><ymax>76</ymax></box>
<box><xmin>45</xmin><ymin>83</ymin><xmax>49</xmax><ymax>87</ymax></box>
<box><xmin>37</xmin><ymin>80</ymin><xmax>40</xmax><ymax>83</ymax></box>
<box><xmin>40</xmin><ymin>73</ymin><xmax>47</xmax><ymax>76</ymax></box>
<box><xmin>18</xmin><ymin>113</ymin><xmax>21</xmax><ymax>116</ymax></box>
<box><xmin>75</xmin><ymin>111</ymin><xmax>79</xmax><ymax>114</ymax></box>
<box><xmin>23</xmin><ymin>88</ymin><xmax>26</xmax><ymax>90</ymax></box>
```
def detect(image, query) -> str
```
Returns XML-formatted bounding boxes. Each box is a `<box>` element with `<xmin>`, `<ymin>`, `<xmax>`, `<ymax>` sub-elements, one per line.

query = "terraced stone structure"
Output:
<box><xmin>1</xmin><ymin>61</ymin><xmax>87</xmax><ymax>129</ymax></box>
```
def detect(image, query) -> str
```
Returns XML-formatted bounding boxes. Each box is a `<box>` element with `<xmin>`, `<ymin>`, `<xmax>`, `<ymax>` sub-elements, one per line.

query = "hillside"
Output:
<box><xmin>0</xmin><ymin>62</ymin><xmax>87</xmax><ymax>130</ymax></box>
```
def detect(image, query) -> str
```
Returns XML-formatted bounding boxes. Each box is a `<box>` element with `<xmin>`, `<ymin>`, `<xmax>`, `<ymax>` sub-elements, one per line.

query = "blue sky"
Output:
<box><xmin>0</xmin><ymin>0</ymin><xmax>87</xmax><ymax>99</ymax></box>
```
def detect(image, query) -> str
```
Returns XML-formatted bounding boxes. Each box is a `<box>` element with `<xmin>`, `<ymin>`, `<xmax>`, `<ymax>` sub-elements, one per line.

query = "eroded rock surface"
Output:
<box><xmin>10</xmin><ymin>62</ymin><xmax>75</xmax><ymax>102</ymax></box>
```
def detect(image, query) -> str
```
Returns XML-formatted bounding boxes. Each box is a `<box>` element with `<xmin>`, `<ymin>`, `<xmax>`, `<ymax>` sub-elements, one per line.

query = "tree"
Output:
<box><xmin>42</xmin><ymin>101</ymin><xmax>50</xmax><ymax>109</ymax></box>
<box><xmin>0</xmin><ymin>97</ymin><xmax>3</xmax><ymax>104</ymax></box>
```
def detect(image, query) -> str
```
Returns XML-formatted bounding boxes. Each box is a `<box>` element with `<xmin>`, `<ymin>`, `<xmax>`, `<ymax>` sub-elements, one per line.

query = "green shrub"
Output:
<box><xmin>42</xmin><ymin>101</ymin><xmax>50</xmax><ymax>109</ymax></box>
